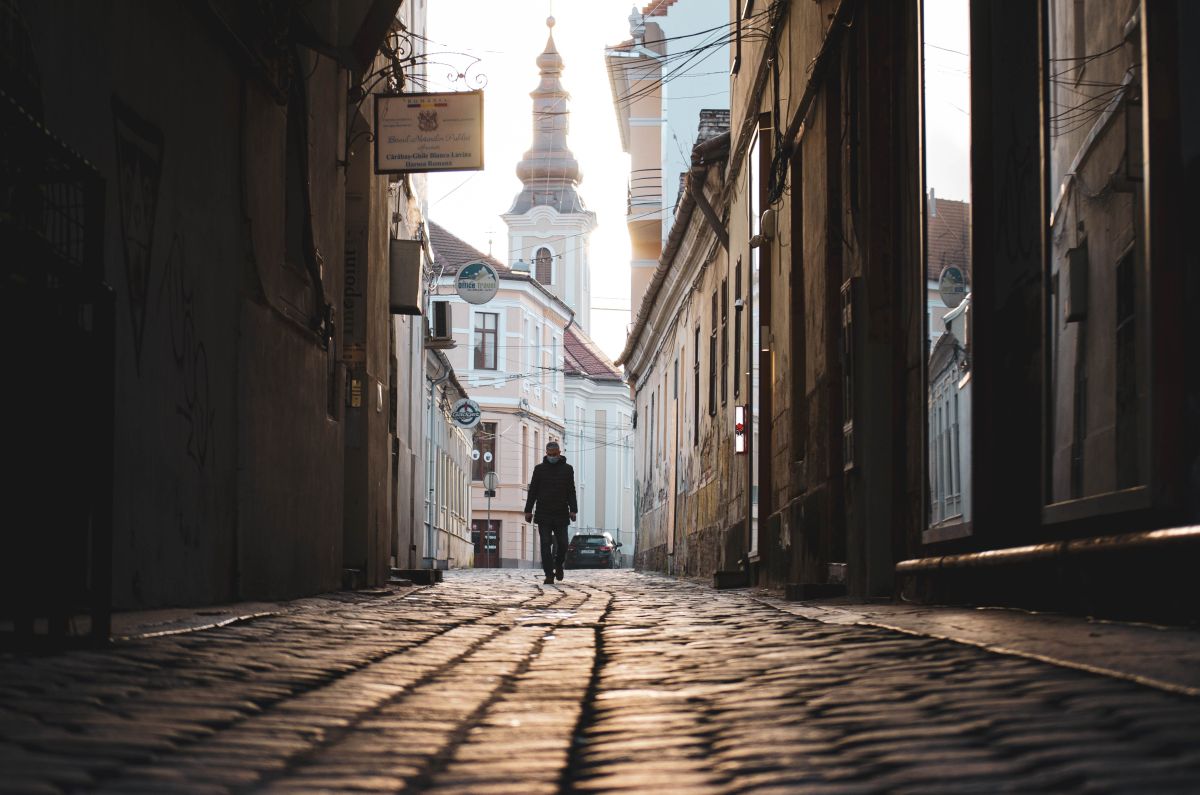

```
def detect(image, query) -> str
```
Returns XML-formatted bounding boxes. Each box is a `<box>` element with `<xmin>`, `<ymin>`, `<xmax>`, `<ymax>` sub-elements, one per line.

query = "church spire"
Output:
<box><xmin>509</xmin><ymin>16</ymin><xmax>586</xmax><ymax>215</ymax></box>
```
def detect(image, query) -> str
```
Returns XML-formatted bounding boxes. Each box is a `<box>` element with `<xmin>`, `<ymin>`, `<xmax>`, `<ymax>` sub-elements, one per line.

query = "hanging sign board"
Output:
<box><xmin>374</xmin><ymin>90</ymin><xmax>484</xmax><ymax>174</ymax></box>
<box><xmin>450</xmin><ymin>398</ymin><xmax>482</xmax><ymax>429</ymax></box>
<box><xmin>938</xmin><ymin>265</ymin><xmax>968</xmax><ymax>309</ymax></box>
<box><xmin>456</xmin><ymin>261</ymin><xmax>499</xmax><ymax>305</ymax></box>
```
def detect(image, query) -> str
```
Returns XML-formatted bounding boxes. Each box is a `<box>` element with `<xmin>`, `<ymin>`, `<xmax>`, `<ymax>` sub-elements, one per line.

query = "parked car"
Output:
<box><xmin>564</xmin><ymin>532</ymin><xmax>622</xmax><ymax>569</ymax></box>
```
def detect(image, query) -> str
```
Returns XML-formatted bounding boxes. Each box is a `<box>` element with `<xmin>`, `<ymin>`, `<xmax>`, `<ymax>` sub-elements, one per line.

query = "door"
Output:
<box><xmin>472</xmin><ymin>519</ymin><xmax>501</xmax><ymax>568</ymax></box>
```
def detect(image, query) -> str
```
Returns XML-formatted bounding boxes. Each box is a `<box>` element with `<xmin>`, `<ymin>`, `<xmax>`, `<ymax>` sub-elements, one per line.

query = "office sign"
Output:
<box><xmin>456</xmin><ymin>261</ymin><xmax>499</xmax><ymax>305</ymax></box>
<box><xmin>375</xmin><ymin>91</ymin><xmax>484</xmax><ymax>173</ymax></box>
<box><xmin>938</xmin><ymin>265</ymin><xmax>968</xmax><ymax>309</ymax></box>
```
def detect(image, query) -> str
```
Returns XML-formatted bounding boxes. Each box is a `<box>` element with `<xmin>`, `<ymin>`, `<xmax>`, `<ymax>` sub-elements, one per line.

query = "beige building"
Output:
<box><xmin>606</xmin><ymin>0</ymin><xmax>731</xmax><ymax>317</ymax></box>
<box><xmin>421</xmin><ymin>347</ymin><xmax>474</xmax><ymax>570</ymax></box>
<box><xmin>617</xmin><ymin>126</ymin><xmax>734</xmax><ymax>575</ymax></box>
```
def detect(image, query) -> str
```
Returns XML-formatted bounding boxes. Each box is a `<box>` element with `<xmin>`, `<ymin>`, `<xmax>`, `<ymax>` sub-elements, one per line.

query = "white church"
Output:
<box><xmin>430</xmin><ymin>17</ymin><xmax>635</xmax><ymax>567</ymax></box>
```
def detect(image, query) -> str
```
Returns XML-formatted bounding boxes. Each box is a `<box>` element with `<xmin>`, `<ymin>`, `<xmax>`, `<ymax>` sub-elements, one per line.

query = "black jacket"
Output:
<box><xmin>523</xmin><ymin>455</ymin><xmax>578</xmax><ymax>523</ymax></box>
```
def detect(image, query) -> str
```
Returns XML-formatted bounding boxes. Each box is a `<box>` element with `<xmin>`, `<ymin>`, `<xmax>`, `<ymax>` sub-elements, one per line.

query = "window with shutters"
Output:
<box><xmin>535</xmin><ymin>247</ymin><xmax>553</xmax><ymax>285</ymax></box>
<box><xmin>472</xmin><ymin>422</ymin><xmax>496</xmax><ymax>481</ymax></box>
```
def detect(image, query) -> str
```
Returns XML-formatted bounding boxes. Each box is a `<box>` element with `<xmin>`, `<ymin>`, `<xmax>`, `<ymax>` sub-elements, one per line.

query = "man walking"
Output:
<box><xmin>524</xmin><ymin>440</ymin><xmax>577</xmax><ymax>585</ymax></box>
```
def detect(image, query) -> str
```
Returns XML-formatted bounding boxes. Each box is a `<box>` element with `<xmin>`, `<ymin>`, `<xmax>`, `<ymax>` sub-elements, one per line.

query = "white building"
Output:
<box><xmin>925</xmin><ymin>190</ymin><xmax>970</xmax><ymax>347</ymax></box>
<box><xmin>506</xmin><ymin>18</ymin><xmax>635</xmax><ymax>557</ymax></box>
<box><xmin>564</xmin><ymin>331</ymin><xmax>635</xmax><ymax>565</ymax></box>
<box><xmin>924</xmin><ymin>191</ymin><xmax>972</xmax><ymax>532</ymax></box>
<box><xmin>427</xmin><ymin>223</ymin><xmax>570</xmax><ymax>569</ymax></box>
<box><xmin>928</xmin><ymin>295</ymin><xmax>972</xmax><ymax>529</ymax></box>
<box><xmin>424</xmin><ymin>18</ymin><xmax>635</xmax><ymax>568</ymax></box>
<box><xmin>423</xmin><ymin>348</ymin><xmax>474</xmax><ymax>569</ymax></box>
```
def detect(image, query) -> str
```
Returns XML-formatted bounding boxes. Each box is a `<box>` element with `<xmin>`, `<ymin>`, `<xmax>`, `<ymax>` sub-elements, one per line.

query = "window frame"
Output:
<box><xmin>708</xmin><ymin>290</ymin><xmax>718</xmax><ymax>416</ymax></box>
<box><xmin>474</xmin><ymin>311</ymin><xmax>498</xmax><ymax>371</ymax></box>
<box><xmin>472</xmin><ymin>421</ymin><xmax>497</xmax><ymax>481</ymax></box>
<box><xmin>535</xmin><ymin>246</ymin><xmax>554</xmax><ymax>286</ymax></box>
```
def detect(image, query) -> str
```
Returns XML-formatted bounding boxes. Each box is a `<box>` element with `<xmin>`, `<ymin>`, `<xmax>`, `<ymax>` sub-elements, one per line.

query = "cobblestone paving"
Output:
<box><xmin>1</xmin><ymin>570</ymin><xmax>1198</xmax><ymax>793</ymax></box>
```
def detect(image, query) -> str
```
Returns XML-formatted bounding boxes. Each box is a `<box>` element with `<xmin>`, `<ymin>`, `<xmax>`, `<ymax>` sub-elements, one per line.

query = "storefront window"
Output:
<box><xmin>1044</xmin><ymin>0</ymin><xmax>1147</xmax><ymax>505</ymax></box>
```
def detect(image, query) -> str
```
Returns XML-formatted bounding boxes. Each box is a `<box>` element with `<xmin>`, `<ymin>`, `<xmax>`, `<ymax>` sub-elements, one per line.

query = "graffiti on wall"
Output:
<box><xmin>113</xmin><ymin>95</ymin><xmax>216</xmax><ymax>472</ymax></box>
<box><xmin>160</xmin><ymin>234</ymin><xmax>215</xmax><ymax>471</ymax></box>
<box><xmin>112</xmin><ymin>96</ymin><xmax>164</xmax><ymax>373</ymax></box>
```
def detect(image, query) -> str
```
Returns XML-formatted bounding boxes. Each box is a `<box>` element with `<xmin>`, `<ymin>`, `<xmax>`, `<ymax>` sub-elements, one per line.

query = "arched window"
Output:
<box><xmin>535</xmin><ymin>247</ymin><xmax>553</xmax><ymax>285</ymax></box>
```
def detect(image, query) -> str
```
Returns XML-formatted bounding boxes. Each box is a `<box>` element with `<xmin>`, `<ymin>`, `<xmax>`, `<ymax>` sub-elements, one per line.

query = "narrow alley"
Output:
<box><xmin>2</xmin><ymin>571</ymin><xmax>1198</xmax><ymax>794</ymax></box>
<box><xmin>5</xmin><ymin>1</ymin><xmax>1200</xmax><ymax>789</ymax></box>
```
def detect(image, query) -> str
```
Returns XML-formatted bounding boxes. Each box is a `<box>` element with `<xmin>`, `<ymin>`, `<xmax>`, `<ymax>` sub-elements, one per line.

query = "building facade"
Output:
<box><xmin>619</xmin><ymin>0</ymin><xmax>1199</xmax><ymax>616</ymax></box>
<box><xmin>1</xmin><ymin>0</ymin><xmax>453</xmax><ymax>638</ymax></box>
<box><xmin>429</xmin><ymin>20</ymin><xmax>635</xmax><ymax>570</ymax></box>
<box><xmin>605</xmin><ymin>0</ymin><xmax>731</xmax><ymax>318</ymax></box>
<box><xmin>422</xmin><ymin>348</ymin><xmax>474</xmax><ymax>569</ymax></box>
<box><xmin>618</xmin><ymin>127</ymin><xmax>736</xmax><ymax>576</ymax></box>
<box><xmin>428</xmin><ymin>222</ymin><xmax>572</xmax><ymax>569</ymax></box>
<box><xmin>564</xmin><ymin>331</ymin><xmax>635</xmax><ymax>565</ymax></box>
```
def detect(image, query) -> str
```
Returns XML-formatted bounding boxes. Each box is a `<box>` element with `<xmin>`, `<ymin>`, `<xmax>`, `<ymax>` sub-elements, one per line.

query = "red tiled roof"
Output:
<box><xmin>428</xmin><ymin>219</ymin><xmax>577</xmax><ymax>316</ymax></box>
<box><xmin>565</xmin><ymin>327</ymin><xmax>623</xmax><ymax>382</ymax></box>
<box><xmin>926</xmin><ymin>197</ymin><xmax>970</xmax><ymax>281</ymax></box>
<box><xmin>427</xmin><ymin>220</ymin><xmax>510</xmax><ymax>276</ymax></box>
<box><xmin>642</xmin><ymin>0</ymin><xmax>680</xmax><ymax>17</ymax></box>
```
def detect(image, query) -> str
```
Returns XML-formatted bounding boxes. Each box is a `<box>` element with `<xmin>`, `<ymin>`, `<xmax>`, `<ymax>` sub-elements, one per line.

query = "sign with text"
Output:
<box><xmin>450</xmin><ymin>398</ymin><xmax>482</xmax><ymax>429</ymax></box>
<box><xmin>938</xmin><ymin>265</ymin><xmax>968</xmax><ymax>309</ymax></box>
<box><xmin>374</xmin><ymin>91</ymin><xmax>484</xmax><ymax>174</ymax></box>
<box><xmin>456</xmin><ymin>261</ymin><xmax>499</xmax><ymax>305</ymax></box>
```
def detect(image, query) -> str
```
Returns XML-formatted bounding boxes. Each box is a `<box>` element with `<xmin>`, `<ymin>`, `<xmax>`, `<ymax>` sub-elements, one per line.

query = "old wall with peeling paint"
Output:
<box><xmin>628</xmin><ymin>162</ymin><xmax>745</xmax><ymax>578</ymax></box>
<box><xmin>17</xmin><ymin>1</ymin><xmax>384</xmax><ymax>606</ymax></box>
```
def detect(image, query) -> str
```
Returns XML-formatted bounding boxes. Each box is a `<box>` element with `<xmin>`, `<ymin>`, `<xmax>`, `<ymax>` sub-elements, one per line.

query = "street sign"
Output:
<box><xmin>483</xmin><ymin>471</ymin><xmax>500</xmax><ymax>491</ymax></box>
<box><xmin>456</xmin><ymin>261</ymin><xmax>499</xmax><ymax>305</ymax></box>
<box><xmin>450</xmin><ymin>398</ymin><xmax>482</xmax><ymax>428</ymax></box>
<box><xmin>938</xmin><ymin>265</ymin><xmax>968</xmax><ymax>309</ymax></box>
<box><xmin>374</xmin><ymin>90</ymin><xmax>484</xmax><ymax>174</ymax></box>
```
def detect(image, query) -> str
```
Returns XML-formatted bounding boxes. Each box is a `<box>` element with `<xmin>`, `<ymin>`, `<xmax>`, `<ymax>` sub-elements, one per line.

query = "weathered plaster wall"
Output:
<box><xmin>21</xmin><ymin>0</ymin><xmax>357</xmax><ymax>606</ymax></box>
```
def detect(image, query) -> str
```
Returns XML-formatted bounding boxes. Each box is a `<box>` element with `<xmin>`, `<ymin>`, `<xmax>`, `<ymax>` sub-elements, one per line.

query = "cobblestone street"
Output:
<box><xmin>2</xmin><ymin>570</ymin><xmax>1200</xmax><ymax>794</ymax></box>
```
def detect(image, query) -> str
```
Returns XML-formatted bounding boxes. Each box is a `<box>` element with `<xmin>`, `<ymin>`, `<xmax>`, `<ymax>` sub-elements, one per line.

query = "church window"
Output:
<box><xmin>535</xmin><ymin>247</ymin><xmax>553</xmax><ymax>285</ymax></box>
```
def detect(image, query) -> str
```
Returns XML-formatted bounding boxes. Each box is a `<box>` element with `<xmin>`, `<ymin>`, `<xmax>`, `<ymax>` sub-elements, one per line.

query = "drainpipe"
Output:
<box><xmin>427</xmin><ymin>359</ymin><xmax>450</xmax><ymax>569</ymax></box>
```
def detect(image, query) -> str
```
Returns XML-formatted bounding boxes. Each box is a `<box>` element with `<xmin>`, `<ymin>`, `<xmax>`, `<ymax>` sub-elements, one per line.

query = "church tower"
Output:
<box><xmin>503</xmin><ymin>16</ymin><xmax>597</xmax><ymax>332</ymax></box>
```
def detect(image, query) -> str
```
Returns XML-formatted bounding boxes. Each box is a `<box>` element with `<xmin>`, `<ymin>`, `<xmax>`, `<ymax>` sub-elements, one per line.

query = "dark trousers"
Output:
<box><xmin>538</xmin><ymin>521</ymin><xmax>568</xmax><ymax>575</ymax></box>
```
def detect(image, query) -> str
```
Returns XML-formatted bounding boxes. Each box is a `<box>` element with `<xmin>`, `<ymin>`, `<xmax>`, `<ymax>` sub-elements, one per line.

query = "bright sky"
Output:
<box><xmin>923</xmin><ymin>0</ymin><xmax>971</xmax><ymax>202</ymax></box>
<box><xmin>423</xmin><ymin>0</ymin><xmax>638</xmax><ymax>361</ymax></box>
